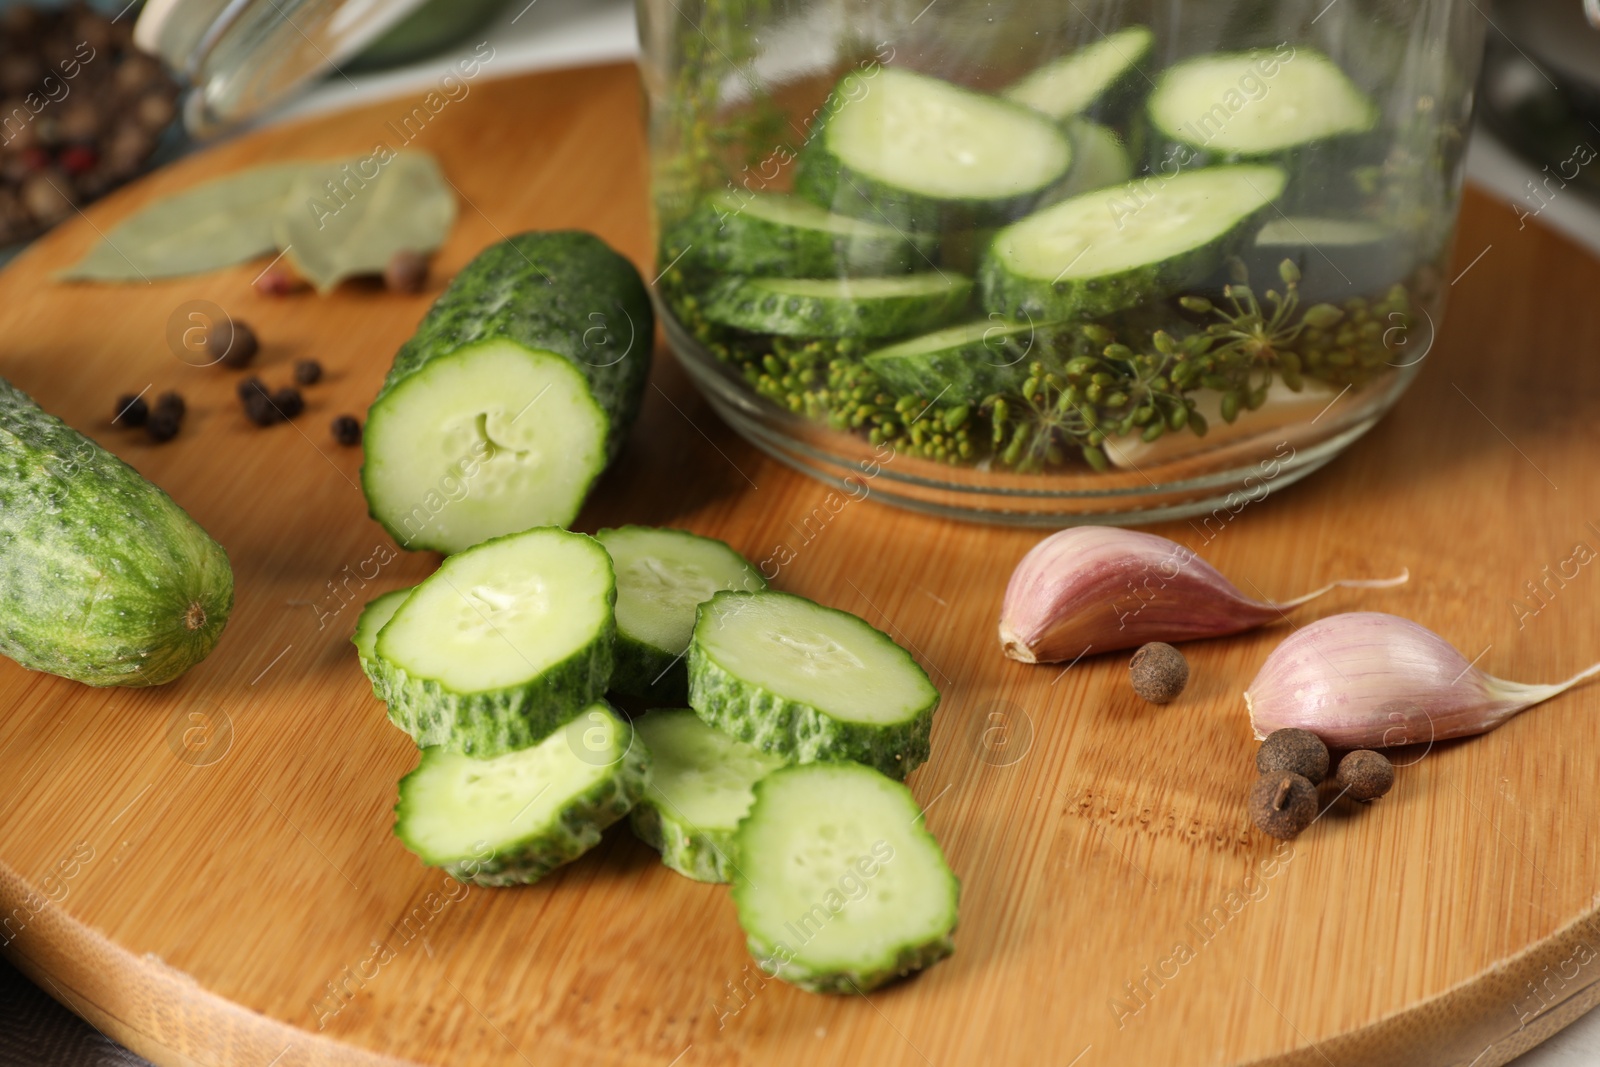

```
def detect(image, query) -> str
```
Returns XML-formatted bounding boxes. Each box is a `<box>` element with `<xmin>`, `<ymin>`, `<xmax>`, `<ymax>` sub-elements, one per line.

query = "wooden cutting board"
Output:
<box><xmin>1</xmin><ymin>62</ymin><xmax>1599</xmax><ymax>1067</ymax></box>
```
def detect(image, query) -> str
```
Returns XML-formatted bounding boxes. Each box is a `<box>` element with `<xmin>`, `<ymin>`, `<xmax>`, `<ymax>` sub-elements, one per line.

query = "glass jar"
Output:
<box><xmin>637</xmin><ymin>0</ymin><xmax>1487</xmax><ymax>523</ymax></box>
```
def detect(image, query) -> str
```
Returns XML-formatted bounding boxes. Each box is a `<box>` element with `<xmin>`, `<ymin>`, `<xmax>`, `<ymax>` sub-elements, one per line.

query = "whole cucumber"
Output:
<box><xmin>0</xmin><ymin>379</ymin><xmax>233</xmax><ymax>686</ymax></box>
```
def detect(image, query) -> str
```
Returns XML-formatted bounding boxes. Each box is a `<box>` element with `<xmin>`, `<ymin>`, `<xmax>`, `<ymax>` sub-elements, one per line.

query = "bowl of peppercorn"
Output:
<box><xmin>0</xmin><ymin>2</ymin><xmax>182</xmax><ymax>253</ymax></box>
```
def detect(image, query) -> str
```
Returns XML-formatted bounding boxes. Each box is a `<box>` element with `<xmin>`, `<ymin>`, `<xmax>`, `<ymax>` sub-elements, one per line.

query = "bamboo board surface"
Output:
<box><xmin>1</xmin><ymin>63</ymin><xmax>1599</xmax><ymax>1067</ymax></box>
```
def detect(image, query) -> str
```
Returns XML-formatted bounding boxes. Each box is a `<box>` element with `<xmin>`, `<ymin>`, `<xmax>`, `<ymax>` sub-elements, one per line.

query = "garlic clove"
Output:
<box><xmin>1245</xmin><ymin>611</ymin><xmax>1600</xmax><ymax>748</ymax></box>
<box><xmin>998</xmin><ymin>526</ymin><xmax>1406</xmax><ymax>662</ymax></box>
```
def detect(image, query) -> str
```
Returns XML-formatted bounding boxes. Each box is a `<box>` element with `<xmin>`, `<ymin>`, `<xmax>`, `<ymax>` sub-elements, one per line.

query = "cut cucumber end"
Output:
<box><xmin>688</xmin><ymin>590</ymin><xmax>939</xmax><ymax>778</ymax></box>
<box><xmin>732</xmin><ymin>762</ymin><xmax>959</xmax><ymax>992</ymax></box>
<box><xmin>362</xmin><ymin>339</ymin><xmax>609</xmax><ymax>554</ymax></box>
<box><xmin>394</xmin><ymin>702</ymin><xmax>648</xmax><ymax>885</ymax></box>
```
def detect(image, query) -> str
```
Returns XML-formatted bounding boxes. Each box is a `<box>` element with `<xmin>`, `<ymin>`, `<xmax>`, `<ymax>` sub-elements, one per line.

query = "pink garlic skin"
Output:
<box><xmin>998</xmin><ymin>527</ymin><xmax>1283</xmax><ymax>662</ymax></box>
<box><xmin>1245</xmin><ymin>612</ymin><xmax>1530</xmax><ymax>749</ymax></box>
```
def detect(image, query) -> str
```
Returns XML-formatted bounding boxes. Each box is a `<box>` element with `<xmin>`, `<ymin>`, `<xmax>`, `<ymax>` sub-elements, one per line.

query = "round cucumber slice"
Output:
<box><xmin>376</xmin><ymin>527</ymin><xmax>616</xmax><ymax>757</ymax></box>
<box><xmin>353</xmin><ymin>587</ymin><xmax>413</xmax><ymax>705</ymax></box>
<box><xmin>980</xmin><ymin>164</ymin><xmax>1286</xmax><ymax>321</ymax></box>
<box><xmin>629</xmin><ymin>709</ymin><xmax>786</xmax><ymax>883</ymax></box>
<box><xmin>1148</xmin><ymin>48</ymin><xmax>1376</xmax><ymax>157</ymax></box>
<box><xmin>731</xmin><ymin>762</ymin><xmax>959</xmax><ymax>993</ymax></box>
<box><xmin>687</xmin><ymin>590</ymin><xmax>940</xmax><ymax>779</ymax></box>
<box><xmin>796</xmin><ymin>66</ymin><xmax>1072</xmax><ymax>229</ymax></box>
<box><xmin>686</xmin><ymin>190</ymin><xmax>935</xmax><ymax>277</ymax></box>
<box><xmin>596</xmin><ymin>526</ymin><xmax>765</xmax><ymax>702</ymax></box>
<box><xmin>1003</xmin><ymin>25</ymin><xmax>1154</xmax><ymax>121</ymax></box>
<box><xmin>1045</xmin><ymin>119</ymin><xmax>1136</xmax><ymax>202</ymax></box>
<box><xmin>394</xmin><ymin>701</ymin><xmax>648</xmax><ymax>886</ymax></box>
<box><xmin>701</xmin><ymin>273</ymin><xmax>973</xmax><ymax>339</ymax></box>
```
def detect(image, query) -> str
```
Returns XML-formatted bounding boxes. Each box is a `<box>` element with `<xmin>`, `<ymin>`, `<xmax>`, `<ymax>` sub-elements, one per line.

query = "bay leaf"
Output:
<box><xmin>58</xmin><ymin>162</ymin><xmax>313</xmax><ymax>281</ymax></box>
<box><xmin>275</xmin><ymin>151</ymin><xmax>457</xmax><ymax>294</ymax></box>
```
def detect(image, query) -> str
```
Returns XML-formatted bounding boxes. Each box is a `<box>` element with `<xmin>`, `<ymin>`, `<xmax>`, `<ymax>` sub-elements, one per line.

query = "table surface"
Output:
<box><xmin>3</xmin><ymin>2</ymin><xmax>1600</xmax><ymax>1065</ymax></box>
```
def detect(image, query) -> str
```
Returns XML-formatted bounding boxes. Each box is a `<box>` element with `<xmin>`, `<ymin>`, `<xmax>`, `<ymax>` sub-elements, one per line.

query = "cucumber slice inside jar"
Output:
<box><xmin>1148</xmin><ymin>48</ymin><xmax>1376</xmax><ymax>157</ymax></box>
<box><xmin>686</xmin><ymin>190</ymin><xmax>936</xmax><ymax>277</ymax></box>
<box><xmin>687</xmin><ymin>590</ymin><xmax>940</xmax><ymax>779</ymax></box>
<box><xmin>393</xmin><ymin>701</ymin><xmax>648</xmax><ymax>886</ymax></box>
<box><xmin>375</xmin><ymin>527</ymin><xmax>616</xmax><ymax>757</ymax></box>
<box><xmin>980</xmin><ymin>164</ymin><xmax>1287</xmax><ymax>321</ymax></box>
<box><xmin>864</xmin><ymin>318</ymin><xmax>1075</xmax><ymax>405</ymax></box>
<box><xmin>1002</xmin><ymin>25</ymin><xmax>1155</xmax><ymax>121</ymax></box>
<box><xmin>701</xmin><ymin>273</ymin><xmax>973</xmax><ymax>339</ymax></box>
<box><xmin>596</xmin><ymin>526</ymin><xmax>766</xmax><ymax>702</ymax></box>
<box><xmin>629</xmin><ymin>709</ymin><xmax>786</xmax><ymax>883</ymax></box>
<box><xmin>731</xmin><ymin>761</ymin><xmax>959</xmax><ymax>992</ymax></box>
<box><xmin>796</xmin><ymin>66</ymin><xmax>1072</xmax><ymax>229</ymax></box>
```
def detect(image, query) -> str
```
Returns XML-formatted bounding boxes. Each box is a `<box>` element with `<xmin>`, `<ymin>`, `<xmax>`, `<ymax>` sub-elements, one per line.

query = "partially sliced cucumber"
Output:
<box><xmin>980</xmin><ymin>164</ymin><xmax>1286</xmax><ymax>321</ymax></box>
<box><xmin>796</xmin><ymin>66</ymin><xmax>1071</xmax><ymax>229</ymax></box>
<box><xmin>596</xmin><ymin>526</ymin><xmax>766</xmax><ymax>702</ymax></box>
<box><xmin>688</xmin><ymin>590</ymin><xmax>939</xmax><ymax>779</ymax></box>
<box><xmin>1148</xmin><ymin>49</ymin><xmax>1376</xmax><ymax>158</ymax></box>
<box><xmin>1246</xmin><ymin>216</ymin><xmax>1410</xmax><ymax>303</ymax></box>
<box><xmin>864</xmin><ymin>318</ymin><xmax>1070</xmax><ymax>405</ymax></box>
<box><xmin>1003</xmin><ymin>26</ymin><xmax>1154</xmax><ymax>121</ymax></box>
<box><xmin>687</xmin><ymin>190</ymin><xmax>935</xmax><ymax>277</ymax></box>
<box><xmin>732</xmin><ymin>762</ymin><xmax>959</xmax><ymax>992</ymax></box>
<box><xmin>701</xmin><ymin>273</ymin><xmax>972</xmax><ymax>339</ymax></box>
<box><xmin>394</xmin><ymin>701</ymin><xmax>648</xmax><ymax>885</ymax></box>
<box><xmin>353</xmin><ymin>587</ymin><xmax>413</xmax><ymax>705</ymax></box>
<box><xmin>362</xmin><ymin>232</ymin><xmax>651</xmax><ymax>554</ymax></box>
<box><xmin>376</xmin><ymin>527</ymin><xmax>615</xmax><ymax>757</ymax></box>
<box><xmin>629</xmin><ymin>709</ymin><xmax>786</xmax><ymax>883</ymax></box>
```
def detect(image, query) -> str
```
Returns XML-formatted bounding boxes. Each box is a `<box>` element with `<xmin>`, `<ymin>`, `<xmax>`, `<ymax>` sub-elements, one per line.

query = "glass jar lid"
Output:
<box><xmin>134</xmin><ymin>0</ymin><xmax>432</xmax><ymax>136</ymax></box>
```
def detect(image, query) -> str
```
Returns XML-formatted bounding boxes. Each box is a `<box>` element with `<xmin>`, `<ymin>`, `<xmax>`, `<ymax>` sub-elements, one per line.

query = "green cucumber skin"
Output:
<box><xmin>748</xmin><ymin>925</ymin><xmax>956</xmax><ymax>995</ymax></box>
<box><xmin>362</xmin><ymin>231</ymin><xmax>652</xmax><ymax>546</ymax></box>
<box><xmin>396</xmin><ymin>726</ymin><xmax>651</xmax><ymax>887</ymax></box>
<box><xmin>0</xmin><ymin>378</ymin><xmax>232</xmax><ymax>686</ymax></box>
<box><xmin>686</xmin><ymin>598</ymin><xmax>936</xmax><ymax>781</ymax></box>
<box><xmin>383</xmin><ymin>633</ymin><xmax>614</xmax><ymax>756</ymax></box>
<box><xmin>700</xmin><ymin>276</ymin><xmax>973</xmax><ymax>340</ymax></box>
<box><xmin>628</xmin><ymin>801</ymin><xmax>737</xmax><ymax>884</ymax></box>
<box><xmin>683</xmin><ymin>197</ymin><xmax>935</xmax><ymax>278</ymax></box>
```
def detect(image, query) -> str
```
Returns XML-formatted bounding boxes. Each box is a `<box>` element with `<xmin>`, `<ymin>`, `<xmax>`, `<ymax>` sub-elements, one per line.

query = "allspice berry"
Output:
<box><xmin>1256</xmin><ymin>727</ymin><xmax>1330</xmax><ymax>784</ymax></box>
<box><xmin>1128</xmin><ymin>642</ymin><xmax>1188</xmax><ymax>704</ymax></box>
<box><xmin>384</xmin><ymin>249</ymin><xmax>428</xmax><ymax>293</ymax></box>
<box><xmin>207</xmin><ymin>320</ymin><xmax>258</xmax><ymax>368</ymax></box>
<box><xmin>1336</xmin><ymin>749</ymin><xmax>1395</xmax><ymax>802</ymax></box>
<box><xmin>1249</xmin><ymin>772</ymin><xmax>1318</xmax><ymax>840</ymax></box>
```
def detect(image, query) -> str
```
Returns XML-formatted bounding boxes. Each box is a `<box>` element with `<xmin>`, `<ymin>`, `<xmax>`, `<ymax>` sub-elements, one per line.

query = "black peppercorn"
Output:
<box><xmin>1128</xmin><ymin>642</ymin><xmax>1188</xmax><ymax>704</ymax></box>
<box><xmin>293</xmin><ymin>359</ymin><xmax>323</xmax><ymax>385</ymax></box>
<box><xmin>208</xmin><ymin>320</ymin><xmax>258</xmax><ymax>368</ymax></box>
<box><xmin>114</xmin><ymin>393</ymin><xmax>148</xmax><ymax>427</ymax></box>
<box><xmin>272</xmin><ymin>386</ymin><xmax>304</xmax><ymax>419</ymax></box>
<box><xmin>331</xmin><ymin>414</ymin><xmax>362</xmax><ymax>446</ymax></box>
<box><xmin>242</xmin><ymin>388</ymin><xmax>279</xmax><ymax>426</ymax></box>
<box><xmin>1336</xmin><ymin>750</ymin><xmax>1395</xmax><ymax>802</ymax></box>
<box><xmin>153</xmin><ymin>390</ymin><xmax>185</xmax><ymax>420</ymax></box>
<box><xmin>145</xmin><ymin>411</ymin><xmax>180</xmax><ymax>443</ymax></box>
<box><xmin>1256</xmin><ymin>728</ymin><xmax>1330</xmax><ymax>784</ymax></box>
<box><xmin>1248</xmin><ymin>772</ymin><xmax>1318</xmax><ymax>840</ymax></box>
<box><xmin>237</xmin><ymin>376</ymin><xmax>268</xmax><ymax>401</ymax></box>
